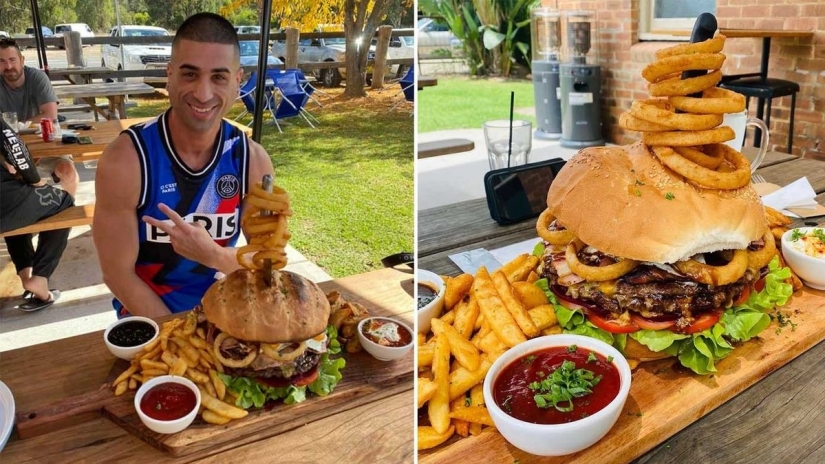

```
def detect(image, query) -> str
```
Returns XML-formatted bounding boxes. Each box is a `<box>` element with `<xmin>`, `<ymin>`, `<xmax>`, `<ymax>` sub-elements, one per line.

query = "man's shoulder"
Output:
<box><xmin>24</xmin><ymin>66</ymin><xmax>48</xmax><ymax>79</ymax></box>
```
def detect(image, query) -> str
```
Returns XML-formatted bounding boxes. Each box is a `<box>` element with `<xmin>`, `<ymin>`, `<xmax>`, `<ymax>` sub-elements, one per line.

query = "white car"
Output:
<box><xmin>271</xmin><ymin>35</ymin><xmax>347</xmax><ymax>87</ymax></box>
<box><xmin>54</xmin><ymin>23</ymin><xmax>95</xmax><ymax>48</ymax></box>
<box><xmin>102</xmin><ymin>25</ymin><xmax>171</xmax><ymax>84</ymax></box>
<box><xmin>418</xmin><ymin>18</ymin><xmax>461</xmax><ymax>58</ymax></box>
<box><xmin>369</xmin><ymin>33</ymin><xmax>414</xmax><ymax>80</ymax></box>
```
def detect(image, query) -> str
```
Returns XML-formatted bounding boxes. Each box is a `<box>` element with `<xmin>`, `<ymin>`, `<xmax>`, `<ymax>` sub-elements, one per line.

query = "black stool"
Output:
<box><xmin>719</xmin><ymin>77</ymin><xmax>799</xmax><ymax>153</ymax></box>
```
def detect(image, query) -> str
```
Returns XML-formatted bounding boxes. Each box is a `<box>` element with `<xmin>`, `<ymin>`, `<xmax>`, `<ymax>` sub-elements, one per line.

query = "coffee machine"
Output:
<box><xmin>559</xmin><ymin>10</ymin><xmax>604</xmax><ymax>148</ymax></box>
<box><xmin>531</xmin><ymin>7</ymin><xmax>562</xmax><ymax>140</ymax></box>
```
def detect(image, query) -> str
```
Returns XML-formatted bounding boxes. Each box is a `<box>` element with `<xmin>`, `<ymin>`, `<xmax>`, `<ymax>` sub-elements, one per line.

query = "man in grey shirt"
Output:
<box><xmin>0</xmin><ymin>38</ymin><xmax>77</xmax><ymax>192</ymax></box>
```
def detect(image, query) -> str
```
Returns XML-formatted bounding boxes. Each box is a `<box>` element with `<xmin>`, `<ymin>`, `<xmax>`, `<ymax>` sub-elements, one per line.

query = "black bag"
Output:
<box><xmin>1</xmin><ymin>119</ymin><xmax>40</xmax><ymax>184</ymax></box>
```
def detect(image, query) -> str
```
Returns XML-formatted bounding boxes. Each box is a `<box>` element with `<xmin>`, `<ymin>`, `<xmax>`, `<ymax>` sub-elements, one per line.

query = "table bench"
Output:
<box><xmin>0</xmin><ymin>204</ymin><xmax>95</xmax><ymax>238</ymax></box>
<box><xmin>417</xmin><ymin>138</ymin><xmax>475</xmax><ymax>159</ymax></box>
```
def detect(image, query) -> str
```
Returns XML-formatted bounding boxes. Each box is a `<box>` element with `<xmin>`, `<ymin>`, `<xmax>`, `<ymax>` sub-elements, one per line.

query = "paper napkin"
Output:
<box><xmin>448</xmin><ymin>249</ymin><xmax>503</xmax><ymax>275</ymax></box>
<box><xmin>754</xmin><ymin>178</ymin><xmax>825</xmax><ymax>218</ymax></box>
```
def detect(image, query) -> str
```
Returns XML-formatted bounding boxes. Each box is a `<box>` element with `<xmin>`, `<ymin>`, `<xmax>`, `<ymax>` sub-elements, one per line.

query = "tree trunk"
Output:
<box><xmin>342</xmin><ymin>0</ymin><xmax>393</xmax><ymax>99</ymax></box>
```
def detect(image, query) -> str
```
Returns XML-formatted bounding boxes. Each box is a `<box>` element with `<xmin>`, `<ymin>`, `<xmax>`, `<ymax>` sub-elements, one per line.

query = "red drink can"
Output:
<box><xmin>40</xmin><ymin>118</ymin><xmax>53</xmax><ymax>142</ymax></box>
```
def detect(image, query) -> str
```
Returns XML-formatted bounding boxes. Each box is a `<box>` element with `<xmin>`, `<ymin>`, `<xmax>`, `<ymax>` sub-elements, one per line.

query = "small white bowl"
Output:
<box><xmin>416</xmin><ymin>269</ymin><xmax>445</xmax><ymax>334</ymax></box>
<box><xmin>357</xmin><ymin>316</ymin><xmax>414</xmax><ymax>362</ymax></box>
<box><xmin>483</xmin><ymin>334</ymin><xmax>632</xmax><ymax>456</ymax></box>
<box><xmin>135</xmin><ymin>375</ymin><xmax>201</xmax><ymax>434</ymax></box>
<box><xmin>103</xmin><ymin>316</ymin><xmax>159</xmax><ymax>360</ymax></box>
<box><xmin>781</xmin><ymin>227</ymin><xmax>825</xmax><ymax>290</ymax></box>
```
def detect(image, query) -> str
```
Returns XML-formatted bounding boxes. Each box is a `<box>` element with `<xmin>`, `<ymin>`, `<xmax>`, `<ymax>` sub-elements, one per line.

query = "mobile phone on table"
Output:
<box><xmin>77</xmin><ymin>136</ymin><xmax>93</xmax><ymax>144</ymax></box>
<box><xmin>483</xmin><ymin>158</ymin><xmax>567</xmax><ymax>225</ymax></box>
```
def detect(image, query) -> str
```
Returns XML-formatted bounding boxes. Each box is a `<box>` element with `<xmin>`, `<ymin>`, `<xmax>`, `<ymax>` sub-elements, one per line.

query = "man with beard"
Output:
<box><xmin>1</xmin><ymin>118</ymin><xmax>75</xmax><ymax>311</ymax></box>
<box><xmin>0</xmin><ymin>38</ymin><xmax>78</xmax><ymax>191</ymax></box>
<box><xmin>93</xmin><ymin>13</ymin><xmax>275</xmax><ymax>318</ymax></box>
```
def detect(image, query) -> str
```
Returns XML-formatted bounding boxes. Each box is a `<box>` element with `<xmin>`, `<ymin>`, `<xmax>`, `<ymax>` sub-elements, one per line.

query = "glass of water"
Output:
<box><xmin>483</xmin><ymin>120</ymin><xmax>532</xmax><ymax>171</ymax></box>
<box><xmin>2</xmin><ymin>112</ymin><xmax>18</xmax><ymax>132</ymax></box>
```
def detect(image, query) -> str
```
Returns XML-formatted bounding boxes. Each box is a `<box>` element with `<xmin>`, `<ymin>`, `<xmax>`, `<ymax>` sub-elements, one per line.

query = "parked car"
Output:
<box><xmin>14</xmin><ymin>26</ymin><xmax>54</xmax><ymax>49</ymax></box>
<box><xmin>239</xmin><ymin>40</ymin><xmax>282</xmax><ymax>69</ymax></box>
<box><xmin>0</xmin><ymin>31</ymin><xmax>8</xmax><ymax>38</ymax></box>
<box><xmin>102</xmin><ymin>25</ymin><xmax>171</xmax><ymax>84</ymax></box>
<box><xmin>271</xmin><ymin>34</ymin><xmax>347</xmax><ymax>87</ymax></box>
<box><xmin>54</xmin><ymin>23</ymin><xmax>95</xmax><ymax>48</ymax></box>
<box><xmin>235</xmin><ymin>25</ymin><xmax>261</xmax><ymax>35</ymax></box>
<box><xmin>417</xmin><ymin>17</ymin><xmax>461</xmax><ymax>58</ymax></box>
<box><xmin>368</xmin><ymin>33</ymin><xmax>414</xmax><ymax>81</ymax></box>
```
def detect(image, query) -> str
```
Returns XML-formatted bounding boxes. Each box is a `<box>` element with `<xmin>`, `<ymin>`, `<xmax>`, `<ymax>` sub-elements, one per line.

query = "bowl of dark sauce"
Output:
<box><xmin>104</xmin><ymin>316</ymin><xmax>159</xmax><ymax>360</ymax></box>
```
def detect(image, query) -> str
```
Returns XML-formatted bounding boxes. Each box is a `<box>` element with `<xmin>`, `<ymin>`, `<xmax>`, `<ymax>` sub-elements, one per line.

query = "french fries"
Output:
<box><xmin>110</xmin><ymin>312</ymin><xmax>249</xmax><ymax>426</ymax></box>
<box><xmin>417</xmin><ymin>253</ymin><xmax>562</xmax><ymax>449</ymax></box>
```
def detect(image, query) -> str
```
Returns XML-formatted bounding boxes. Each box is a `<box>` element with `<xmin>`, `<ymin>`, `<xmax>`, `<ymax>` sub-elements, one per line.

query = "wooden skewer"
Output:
<box><xmin>260</xmin><ymin>174</ymin><xmax>274</xmax><ymax>287</ymax></box>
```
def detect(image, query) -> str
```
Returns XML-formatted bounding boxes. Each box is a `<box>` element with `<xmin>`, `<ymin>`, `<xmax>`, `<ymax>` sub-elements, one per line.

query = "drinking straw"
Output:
<box><xmin>507</xmin><ymin>91</ymin><xmax>515</xmax><ymax>168</ymax></box>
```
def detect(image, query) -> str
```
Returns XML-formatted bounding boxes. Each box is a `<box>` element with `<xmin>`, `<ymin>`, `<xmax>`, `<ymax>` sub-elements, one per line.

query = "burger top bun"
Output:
<box><xmin>546</xmin><ymin>142</ymin><xmax>766</xmax><ymax>264</ymax></box>
<box><xmin>202</xmin><ymin>268</ymin><xmax>330</xmax><ymax>344</ymax></box>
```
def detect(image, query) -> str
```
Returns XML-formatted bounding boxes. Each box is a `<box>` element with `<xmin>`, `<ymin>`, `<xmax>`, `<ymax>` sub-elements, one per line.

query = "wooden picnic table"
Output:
<box><xmin>417</xmin><ymin>138</ymin><xmax>475</xmax><ymax>159</ymax></box>
<box><xmin>418</xmin><ymin>150</ymin><xmax>825</xmax><ymax>463</ymax></box>
<box><xmin>48</xmin><ymin>67</ymin><xmax>117</xmax><ymax>84</ymax></box>
<box><xmin>0</xmin><ymin>267</ymin><xmax>414</xmax><ymax>462</ymax></box>
<box><xmin>19</xmin><ymin>117</ymin><xmax>253</xmax><ymax>164</ymax></box>
<box><xmin>418</xmin><ymin>76</ymin><xmax>438</xmax><ymax>90</ymax></box>
<box><xmin>53</xmin><ymin>82</ymin><xmax>157</xmax><ymax>120</ymax></box>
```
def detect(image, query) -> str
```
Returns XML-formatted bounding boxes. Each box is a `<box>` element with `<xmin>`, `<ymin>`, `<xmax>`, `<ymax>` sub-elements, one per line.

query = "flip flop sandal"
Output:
<box><xmin>21</xmin><ymin>291</ymin><xmax>34</xmax><ymax>300</ymax></box>
<box><xmin>18</xmin><ymin>290</ymin><xmax>61</xmax><ymax>312</ymax></box>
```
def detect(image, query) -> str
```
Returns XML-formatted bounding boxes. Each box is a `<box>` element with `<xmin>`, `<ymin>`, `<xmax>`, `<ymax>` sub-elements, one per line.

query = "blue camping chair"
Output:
<box><xmin>289</xmin><ymin>68</ymin><xmax>328</xmax><ymax>108</ymax></box>
<box><xmin>235</xmin><ymin>71</ymin><xmax>276</xmax><ymax>125</ymax></box>
<box><xmin>265</xmin><ymin>69</ymin><xmax>316</xmax><ymax>132</ymax></box>
<box><xmin>391</xmin><ymin>65</ymin><xmax>414</xmax><ymax>112</ymax></box>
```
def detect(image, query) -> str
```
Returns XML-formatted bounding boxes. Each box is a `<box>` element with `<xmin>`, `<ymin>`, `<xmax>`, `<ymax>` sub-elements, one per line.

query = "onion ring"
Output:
<box><xmin>238</xmin><ymin>181</ymin><xmax>292</xmax><ymax>271</ymax></box>
<box><xmin>261</xmin><ymin>341</ymin><xmax>307</xmax><ymax>363</ymax></box>
<box><xmin>618</xmin><ymin>113</ymin><xmax>672</xmax><ymax>132</ymax></box>
<box><xmin>642</xmin><ymin>126</ymin><xmax>735</xmax><ymax>147</ymax></box>
<box><xmin>630</xmin><ymin>100</ymin><xmax>723</xmax><ymax>130</ymax></box>
<box><xmin>651</xmin><ymin>145</ymin><xmax>750</xmax><ymax>189</ymax></box>
<box><xmin>672</xmin><ymin>146</ymin><xmax>724</xmax><ymax>170</ymax></box>
<box><xmin>565</xmin><ymin>239</ymin><xmax>639</xmax><ymax>282</ymax></box>
<box><xmin>748</xmin><ymin>229</ymin><xmax>777</xmax><ymax>271</ymax></box>
<box><xmin>669</xmin><ymin>87</ymin><xmax>746</xmax><ymax>114</ymax></box>
<box><xmin>642</xmin><ymin>53</ymin><xmax>726</xmax><ymax>83</ymax></box>
<box><xmin>213</xmin><ymin>333</ymin><xmax>258</xmax><ymax>368</ymax></box>
<box><xmin>655</xmin><ymin>35</ymin><xmax>726</xmax><ymax>59</ymax></box>
<box><xmin>536</xmin><ymin>209</ymin><xmax>575</xmax><ymax>245</ymax></box>
<box><xmin>648</xmin><ymin>70</ymin><xmax>723</xmax><ymax>97</ymax></box>
<box><xmin>673</xmin><ymin>249</ymin><xmax>748</xmax><ymax>286</ymax></box>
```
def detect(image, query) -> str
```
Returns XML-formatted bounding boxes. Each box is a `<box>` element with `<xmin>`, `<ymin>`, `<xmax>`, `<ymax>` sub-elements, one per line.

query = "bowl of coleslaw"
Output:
<box><xmin>781</xmin><ymin>227</ymin><xmax>825</xmax><ymax>290</ymax></box>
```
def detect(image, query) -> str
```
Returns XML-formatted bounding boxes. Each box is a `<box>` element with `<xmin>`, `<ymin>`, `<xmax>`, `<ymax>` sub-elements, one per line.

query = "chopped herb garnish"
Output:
<box><xmin>523</xmin><ymin>355</ymin><xmax>536</xmax><ymax>364</ymax></box>
<box><xmin>791</xmin><ymin>229</ymin><xmax>804</xmax><ymax>241</ymax></box>
<box><xmin>813</xmin><ymin>228</ymin><xmax>825</xmax><ymax>243</ymax></box>
<box><xmin>529</xmin><ymin>360</ymin><xmax>601</xmax><ymax>413</ymax></box>
<box><xmin>465</xmin><ymin>396</ymin><xmax>472</xmax><ymax>407</ymax></box>
<box><xmin>501</xmin><ymin>395</ymin><xmax>513</xmax><ymax>413</ymax></box>
<box><xmin>537</xmin><ymin>371</ymin><xmax>546</xmax><ymax>378</ymax></box>
<box><xmin>607</xmin><ymin>355</ymin><xmax>614</xmax><ymax>363</ymax></box>
<box><xmin>665</xmin><ymin>192</ymin><xmax>675</xmax><ymax>200</ymax></box>
<box><xmin>635</xmin><ymin>179</ymin><xmax>645</xmax><ymax>186</ymax></box>
<box><xmin>567</xmin><ymin>345</ymin><xmax>577</xmax><ymax>353</ymax></box>
<box><xmin>587</xmin><ymin>352</ymin><xmax>597</xmax><ymax>363</ymax></box>
<box><xmin>634</xmin><ymin>188</ymin><xmax>641</xmax><ymax>196</ymax></box>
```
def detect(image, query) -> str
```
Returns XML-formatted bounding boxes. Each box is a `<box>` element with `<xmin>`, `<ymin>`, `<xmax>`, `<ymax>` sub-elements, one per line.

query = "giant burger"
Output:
<box><xmin>199</xmin><ymin>268</ymin><xmax>345</xmax><ymax>406</ymax></box>
<box><xmin>536</xmin><ymin>142</ymin><xmax>792</xmax><ymax>374</ymax></box>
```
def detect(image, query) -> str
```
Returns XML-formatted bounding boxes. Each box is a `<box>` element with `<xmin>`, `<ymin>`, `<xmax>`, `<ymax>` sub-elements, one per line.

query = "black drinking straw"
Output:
<box><xmin>507</xmin><ymin>91</ymin><xmax>515</xmax><ymax>168</ymax></box>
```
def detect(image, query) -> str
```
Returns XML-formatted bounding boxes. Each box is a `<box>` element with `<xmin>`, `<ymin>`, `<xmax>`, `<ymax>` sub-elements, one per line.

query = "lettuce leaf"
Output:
<box><xmin>218</xmin><ymin>325</ymin><xmax>346</xmax><ymax>409</ymax></box>
<box><xmin>532</xmin><ymin>241</ymin><xmax>545</xmax><ymax>257</ymax></box>
<box><xmin>534</xmin><ymin>260</ymin><xmax>794</xmax><ymax>375</ymax></box>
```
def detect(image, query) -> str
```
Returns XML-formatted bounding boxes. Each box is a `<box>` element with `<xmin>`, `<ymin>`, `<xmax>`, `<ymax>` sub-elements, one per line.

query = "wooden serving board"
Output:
<box><xmin>10</xmin><ymin>269</ymin><xmax>414</xmax><ymax>458</ymax></box>
<box><xmin>419</xmin><ymin>287</ymin><xmax>825</xmax><ymax>464</ymax></box>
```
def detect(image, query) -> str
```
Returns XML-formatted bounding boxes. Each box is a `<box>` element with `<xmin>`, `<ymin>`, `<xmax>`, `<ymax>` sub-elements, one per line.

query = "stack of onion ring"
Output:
<box><xmin>236</xmin><ymin>182</ymin><xmax>293</xmax><ymax>270</ymax></box>
<box><xmin>618</xmin><ymin>34</ymin><xmax>753</xmax><ymax>191</ymax></box>
<box><xmin>536</xmin><ymin>209</ymin><xmax>575</xmax><ymax>245</ymax></box>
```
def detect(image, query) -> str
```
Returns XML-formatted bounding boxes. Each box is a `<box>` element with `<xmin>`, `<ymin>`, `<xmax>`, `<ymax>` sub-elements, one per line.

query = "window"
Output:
<box><xmin>640</xmin><ymin>0</ymin><xmax>716</xmax><ymax>41</ymax></box>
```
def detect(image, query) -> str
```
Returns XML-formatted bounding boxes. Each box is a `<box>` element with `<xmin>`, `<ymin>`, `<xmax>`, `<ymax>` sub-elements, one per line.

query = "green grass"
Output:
<box><xmin>417</xmin><ymin>76</ymin><xmax>536</xmax><ymax>133</ymax></box>
<box><xmin>126</xmin><ymin>89</ymin><xmax>413</xmax><ymax>278</ymax></box>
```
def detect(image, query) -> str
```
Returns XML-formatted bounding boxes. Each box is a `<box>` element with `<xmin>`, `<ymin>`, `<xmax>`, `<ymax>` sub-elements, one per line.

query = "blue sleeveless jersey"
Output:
<box><xmin>114</xmin><ymin>111</ymin><xmax>250</xmax><ymax>316</ymax></box>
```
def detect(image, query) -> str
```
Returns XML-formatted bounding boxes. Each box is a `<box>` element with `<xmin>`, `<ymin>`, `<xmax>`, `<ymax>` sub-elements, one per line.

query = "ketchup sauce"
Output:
<box><xmin>493</xmin><ymin>346</ymin><xmax>621</xmax><ymax>424</ymax></box>
<box><xmin>140</xmin><ymin>383</ymin><xmax>197</xmax><ymax>421</ymax></box>
<box><xmin>361</xmin><ymin>318</ymin><xmax>412</xmax><ymax>348</ymax></box>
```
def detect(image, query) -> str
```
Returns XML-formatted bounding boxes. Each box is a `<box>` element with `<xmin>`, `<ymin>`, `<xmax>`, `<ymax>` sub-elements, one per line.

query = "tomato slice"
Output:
<box><xmin>733</xmin><ymin>286</ymin><xmax>751</xmax><ymax>307</ymax></box>
<box><xmin>754</xmin><ymin>278</ymin><xmax>766</xmax><ymax>293</ymax></box>
<box><xmin>292</xmin><ymin>365</ymin><xmax>319</xmax><ymax>387</ymax></box>
<box><xmin>630</xmin><ymin>313</ymin><xmax>677</xmax><ymax>331</ymax></box>
<box><xmin>681</xmin><ymin>311</ymin><xmax>721</xmax><ymax>334</ymax></box>
<box><xmin>586</xmin><ymin>313</ymin><xmax>639</xmax><ymax>334</ymax></box>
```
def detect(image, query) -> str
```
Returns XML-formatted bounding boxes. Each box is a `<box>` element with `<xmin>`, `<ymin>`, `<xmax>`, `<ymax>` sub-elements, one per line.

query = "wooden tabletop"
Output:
<box><xmin>52</xmin><ymin>82</ymin><xmax>157</xmax><ymax>100</ymax></box>
<box><xmin>418</xmin><ymin>151</ymin><xmax>825</xmax><ymax>463</ymax></box>
<box><xmin>418</xmin><ymin>76</ymin><xmax>438</xmax><ymax>90</ymax></box>
<box><xmin>20</xmin><ymin>117</ymin><xmax>253</xmax><ymax>163</ymax></box>
<box><xmin>418</xmin><ymin>138</ymin><xmax>475</xmax><ymax>159</ymax></box>
<box><xmin>0</xmin><ymin>267</ymin><xmax>414</xmax><ymax>463</ymax></box>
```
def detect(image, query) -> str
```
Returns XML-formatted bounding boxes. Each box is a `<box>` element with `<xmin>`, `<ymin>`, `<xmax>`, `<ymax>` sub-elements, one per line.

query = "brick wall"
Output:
<box><xmin>543</xmin><ymin>0</ymin><xmax>823</xmax><ymax>158</ymax></box>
